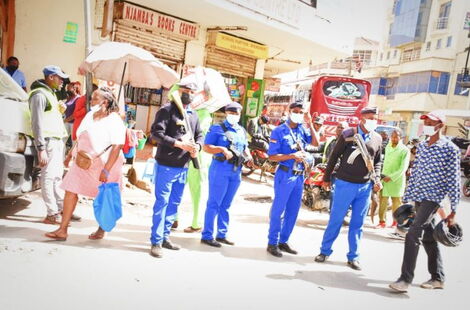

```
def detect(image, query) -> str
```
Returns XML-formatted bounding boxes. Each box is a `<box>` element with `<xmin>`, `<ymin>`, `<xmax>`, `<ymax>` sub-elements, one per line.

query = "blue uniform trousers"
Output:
<box><xmin>320</xmin><ymin>178</ymin><xmax>372</xmax><ymax>261</ymax></box>
<box><xmin>268</xmin><ymin>169</ymin><xmax>304</xmax><ymax>245</ymax></box>
<box><xmin>150</xmin><ymin>164</ymin><xmax>187</xmax><ymax>245</ymax></box>
<box><xmin>201</xmin><ymin>163</ymin><xmax>241</xmax><ymax>240</ymax></box>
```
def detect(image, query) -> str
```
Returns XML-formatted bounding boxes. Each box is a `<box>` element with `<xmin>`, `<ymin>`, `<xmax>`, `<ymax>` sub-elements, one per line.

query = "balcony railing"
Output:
<box><xmin>434</xmin><ymin>17</ymin><xmax>448</xmax><ymax>30</ymax></box>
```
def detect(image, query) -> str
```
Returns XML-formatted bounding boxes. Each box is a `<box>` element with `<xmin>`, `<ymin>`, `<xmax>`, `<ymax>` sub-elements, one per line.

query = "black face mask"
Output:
<box><xmin>181</xmin><ymin>92</ymin><xmax>192</xmax><ymax>106</ymax></box>
<box><xmin>66</xmin><ymin>90</ymin><xmax>75</xmax><ymax>97</ymax></box>
<box><xmin>6</xmin><ymin>65</ymin><xmax>18</xmax><ymax>75</ymax></box>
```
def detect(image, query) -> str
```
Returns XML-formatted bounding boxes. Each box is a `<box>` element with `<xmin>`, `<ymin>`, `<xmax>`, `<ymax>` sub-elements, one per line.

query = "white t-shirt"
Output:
<box><xmin>76</xmin><ymin>111</ymin><xmax>126</xmax><ymax>162</ymax></box>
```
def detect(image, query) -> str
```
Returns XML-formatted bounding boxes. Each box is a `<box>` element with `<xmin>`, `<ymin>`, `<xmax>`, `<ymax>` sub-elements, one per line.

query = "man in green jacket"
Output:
<box><xmin>377</xmin><ymin>130</ymin><xmax>410</xmax><ymax>228</ymax></box>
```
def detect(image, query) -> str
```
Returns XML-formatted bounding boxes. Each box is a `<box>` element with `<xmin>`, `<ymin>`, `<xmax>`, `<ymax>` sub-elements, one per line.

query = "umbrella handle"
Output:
<box><xmin>117</xmin><ymin>62</ymin><xmax>127</xmax><ymax>102</ymax></box>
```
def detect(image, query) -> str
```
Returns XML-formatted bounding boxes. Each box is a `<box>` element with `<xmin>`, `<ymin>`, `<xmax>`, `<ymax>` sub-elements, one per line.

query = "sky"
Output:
<box><xmin>320</xmin><ymin>0</ymin><xmax>391</xmax><ymax>43</ymax></box>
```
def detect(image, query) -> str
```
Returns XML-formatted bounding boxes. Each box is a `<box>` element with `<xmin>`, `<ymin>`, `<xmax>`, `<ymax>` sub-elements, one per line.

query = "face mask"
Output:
<box><xmin>6</xmin><ymin>65</ymin><xmax>18</xmax><ymax>72</ymax></box>
<box><xmin>90</xmin><ymin>104</ymin><xmax>101</xmax><ymax>113</ymax></box>
<box><xmin>181</xmin><ymin>92</ymin><xmax>193</xmax><ymax>105</ymax></box>
<box><xmin>363</xmin><ymin>119</ymin><xmax>377</xmax><ymax>132</ymax></box>
<box><xmin>290</xmin><ymin>113</ymin><xmax>304</xmax><ymax>124</ymax></box>
<box><xmin>226</xmin><ymin>114</ymin><xmax>240</xmax><ymax>125</ymax></box>
<box><xmin>66</xmin><ymin>90</ymin><xmax>75</xmax><ymax>97</ymax></box>
<box><xmin>422</xmin><ymin>125</ymin><xmax>439</xmax><ymax>136</ymax></box>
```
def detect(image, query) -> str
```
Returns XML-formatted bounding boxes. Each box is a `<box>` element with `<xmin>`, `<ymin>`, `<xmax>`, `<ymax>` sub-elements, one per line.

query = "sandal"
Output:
<box><xmin>88</xmin><ymin>231</ymin><xmax>105</xmax><ymax>240</ymax></box>
<box><xmin>183</xmin><ymin>226</ymin><xmax>202</xmax><ymax>233</ymax></box>
<box><xmin>45</xmin><ymin>231</ymin><xmax>67</xmax><ymax>241</ymax></box>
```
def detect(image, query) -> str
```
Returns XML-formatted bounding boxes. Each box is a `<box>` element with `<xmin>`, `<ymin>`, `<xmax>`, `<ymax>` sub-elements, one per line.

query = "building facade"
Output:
<box><xmin>357</xmin><ymin>0</ymin><xmax>470</xmax><ymax>138</ymax></box>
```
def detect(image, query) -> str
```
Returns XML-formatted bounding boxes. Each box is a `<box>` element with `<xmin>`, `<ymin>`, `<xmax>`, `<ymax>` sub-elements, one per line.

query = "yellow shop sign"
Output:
<box><xmin>215</xmin><ymin>33</ymin><xmax>268</xmax><ymax>59</ymax></box>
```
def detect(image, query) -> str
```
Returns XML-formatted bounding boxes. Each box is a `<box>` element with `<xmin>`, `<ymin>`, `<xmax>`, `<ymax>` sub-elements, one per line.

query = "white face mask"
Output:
<box><xmin>226</xmin><ymin>114</ymin><xmax>240</xmax><ymax>125</ymax></box>
<box><xmin>363</xmin><ymin>119</ymin><xmax>377</xmax><ymax>132</ymax></box>
<box><xmin>290</xmin><ymin>113</ymin><xmax>304</xmax><ymax>124</ymax></box>
<box><xmin>90</xmin><ymin>104</ymin><xmax>101</xmax><ymax>113</ymax></box>
<box><xmin>422</xmin><ymin>125</ymin><xmax>439</xmax><ymax>136</ymax></box>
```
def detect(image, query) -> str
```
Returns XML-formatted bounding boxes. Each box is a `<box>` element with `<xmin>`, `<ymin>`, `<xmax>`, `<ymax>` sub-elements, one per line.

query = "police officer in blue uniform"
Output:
<box><xmin>201</xmin><ymin>102</ymin><xmax>253</xmax><ymax>247</ymax></box>
<box><xmin>267</xmin><ymin>101</ymin><xmax>319</xmax><ymax>257</ymax></box>
<box><xmin>149</xmin><ymin>82</ymin><xmax>203</xmax><ymax>258</ymax></box>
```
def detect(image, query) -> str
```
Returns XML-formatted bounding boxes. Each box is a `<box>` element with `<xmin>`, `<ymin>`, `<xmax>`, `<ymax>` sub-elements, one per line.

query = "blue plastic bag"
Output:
<box><xmin>93</xmin><ymin>183</ymin><xmax>122</xmax><ymax>232</ymax></box>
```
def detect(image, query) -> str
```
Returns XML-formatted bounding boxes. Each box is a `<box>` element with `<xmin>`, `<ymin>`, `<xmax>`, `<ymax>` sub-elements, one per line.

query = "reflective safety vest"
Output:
<box><xmin>28</xmin><ymin>87</ymin><xmax>67</xmax><ymax>138</ymax></box>
<box><xmin>322</xmin><ymin>136</ymin><xmax>336</xmax><ymax>163</ymax></box>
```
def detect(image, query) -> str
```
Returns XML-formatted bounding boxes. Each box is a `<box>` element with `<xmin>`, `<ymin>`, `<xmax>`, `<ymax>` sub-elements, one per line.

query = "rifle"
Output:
<box><xmin>352</xmin><ymin>133</ymin><xmax>378</xmax><ymax>183</ymax></box>
<box><xmin>171</xmin><ymin>90</ymin><xmax>200</xmax><ymax>169</ymax></box>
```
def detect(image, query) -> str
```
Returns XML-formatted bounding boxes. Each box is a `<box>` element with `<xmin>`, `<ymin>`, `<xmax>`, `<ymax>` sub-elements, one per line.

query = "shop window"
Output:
<box><xmin>436</xmin><ymin>39</ymin><xmax>442</xmax><ymax>49</ymax></box>
<box><xmin>454</xmin><ymin>74</ymin><xmax>470</xmax><ymax>96</ymax></box>
<box><xmin>368</xmin><ymin>78</ymin><xmax>387</xmax><ymax>96</ymax></box>
<box><xmin>385</xmin><ymin>77</ymin><xmax>398</xmax><ymax>100</ymax></box>
<box><xmin>446</xmin><ymin>36</ymin><xmax>452</xmax><ymax>47</ymax></box>
<box><xmin>393</xmin><ymin>71</ymin><xmax>450</xmax><ymax>95</ymax></box>
<box><xmin>425</xmin><ymin>41</ymin><xmax>431</xmax><ymax>51</ymax></box>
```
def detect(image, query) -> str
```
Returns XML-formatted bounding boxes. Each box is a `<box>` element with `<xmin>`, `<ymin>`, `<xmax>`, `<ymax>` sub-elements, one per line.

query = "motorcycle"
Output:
<box><xmin>463</xmin><ymin>176</ymin><xmax>470</xmax><ymax>197</ymax></box>
<box><xmin>302</xmin><ymin>163</ymin><xmax>331</xmax><ymax>212</ymax></box>
<box><xmin>241</xmin><ymin>145</ymin><xmax>278</xmax><ymax>181</ymax></box>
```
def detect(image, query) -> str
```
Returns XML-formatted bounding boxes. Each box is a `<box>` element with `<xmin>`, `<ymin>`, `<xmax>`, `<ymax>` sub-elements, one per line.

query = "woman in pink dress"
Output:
<box><xmin>45</xmin><ymin>87</ymin><xmax>126</xmax><ymax>241</ymax></box>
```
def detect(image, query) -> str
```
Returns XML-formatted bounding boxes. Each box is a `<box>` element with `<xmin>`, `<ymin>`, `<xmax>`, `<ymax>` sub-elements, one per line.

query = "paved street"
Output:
<box><xmin>0</xmin><ymin>165</ymin><xmax>468</xmax><ymax>310</ymax></box>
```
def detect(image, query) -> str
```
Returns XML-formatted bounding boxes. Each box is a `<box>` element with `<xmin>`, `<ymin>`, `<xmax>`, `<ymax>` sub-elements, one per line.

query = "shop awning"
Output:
<box><xmin>133</xmin><ymin>0</ymin><xmax>350</xmax><ymax>77</ymax></box>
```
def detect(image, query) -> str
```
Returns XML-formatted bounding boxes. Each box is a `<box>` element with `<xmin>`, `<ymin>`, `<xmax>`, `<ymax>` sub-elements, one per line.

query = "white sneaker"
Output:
<box><xmin>389</xmin><ymin>280</ymin><xmax>409</xmax><ymax>293</ymax></box>
<box><xmin>420</xmin><ymin>279</ymin><xmax>444</xmax><ymax>289</ymax></box>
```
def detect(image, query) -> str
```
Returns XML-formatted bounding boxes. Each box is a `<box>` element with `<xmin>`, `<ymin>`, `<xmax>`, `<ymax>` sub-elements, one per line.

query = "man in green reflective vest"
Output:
<box><xmin>29</xmin><ymin>65</ymin><xmax>74</xmax><ymax>225</ymax></box>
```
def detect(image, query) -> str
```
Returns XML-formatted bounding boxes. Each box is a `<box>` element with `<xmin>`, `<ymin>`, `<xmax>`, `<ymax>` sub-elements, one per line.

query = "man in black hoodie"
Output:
<box><xmin>314</xmin><ymin>107</ymin><xmax>383</xmax><ymax>270</ymax></box>
<box><xmin>149</xmin><ymin>82</ymin><xmax>203</xmax><ymax>258</ymax></box>
<box><xmin>29</xmin><ymin>66</ymin><xmax>70</xmax><ymax>225</ymax></box>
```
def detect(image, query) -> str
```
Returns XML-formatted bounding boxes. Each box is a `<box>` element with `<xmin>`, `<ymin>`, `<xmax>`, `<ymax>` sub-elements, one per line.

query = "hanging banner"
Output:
<box><xmin>116</xmin><ymin>2</ymin><xmax>200</xmax><ymax>40</ymax></box>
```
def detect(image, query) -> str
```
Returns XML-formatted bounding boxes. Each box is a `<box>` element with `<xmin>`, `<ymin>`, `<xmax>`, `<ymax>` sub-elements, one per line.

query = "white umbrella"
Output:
<box><xmin>78</xmin><ymin>42</ymin><xmax>179</xmax><ymax>97</ymax></box>
<box><xmin>178</xmin><ymin>66</ymin><xmax>231</xmax><ymax>112</ymax></box>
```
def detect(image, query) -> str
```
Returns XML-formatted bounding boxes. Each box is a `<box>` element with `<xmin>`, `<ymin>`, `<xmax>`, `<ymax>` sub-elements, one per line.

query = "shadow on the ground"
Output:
<box><xmin>266</xmin><ymin>270</ymin><xmax>410</xmax><ymax>299</ymax></box>
<box><xmin>0</xmin><ymin>197</ymin><xmax>31</xmax><ymax>219</ymax></box>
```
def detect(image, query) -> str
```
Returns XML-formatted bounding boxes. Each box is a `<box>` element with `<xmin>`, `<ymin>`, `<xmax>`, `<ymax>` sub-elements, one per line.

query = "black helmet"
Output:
<box><xmin>393</xmin><ymin>204</ymin><xmax>415</xmax><ymax>232</ymax></box>
<box><xmin>433</xmin><ymin>220</ymin><xmax>463</xmax><ymax>247</ymax></box>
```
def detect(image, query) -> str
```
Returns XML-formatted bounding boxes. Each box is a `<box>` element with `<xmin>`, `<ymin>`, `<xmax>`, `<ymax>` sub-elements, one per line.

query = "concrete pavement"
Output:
<box><xmin>0</xmin><ymin>165</ymin><xmax>468</xmax><ymax>310</ymax></box>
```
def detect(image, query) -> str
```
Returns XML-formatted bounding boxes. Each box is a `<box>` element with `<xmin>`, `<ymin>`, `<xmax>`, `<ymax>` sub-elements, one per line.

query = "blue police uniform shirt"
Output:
<box><xmin>205</xmin><ymin>120</ymin><xmax>247</xmax><ymax>171</ymax></box>
<box><xmin>268</xmin><ymin>120</ymin><xmax>312</xmax><ymax>169</ymax></box>
<box><xmin>3</xmin><ymin>68</ymin><xmax>26</xmax><ymax>88</ymax></box>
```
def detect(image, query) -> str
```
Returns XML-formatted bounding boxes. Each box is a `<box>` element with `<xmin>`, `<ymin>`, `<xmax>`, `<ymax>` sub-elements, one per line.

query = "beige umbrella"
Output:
<box><xmin>78</xmin><ymin>41</ymin><xmax>178</xmax><ymax>99</ymax></box>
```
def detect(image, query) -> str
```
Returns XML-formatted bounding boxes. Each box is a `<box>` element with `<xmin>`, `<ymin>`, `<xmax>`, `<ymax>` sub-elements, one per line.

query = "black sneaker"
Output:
<box><xmin>150</xmin><ymin>244</ymin><xmax>163</xmax><ymax>258</ymax></box>
<box><xmin>278</xmin><ymin>243</ymin><xmax>298</xmax><ymax>255</ymax></box>
<box><xmin>314</xmin><ymin>253</ymin><xmax>328</xmax><ymax>262</ymax></box>
<box><xmin>347</xmin><ymin>260</ymin><xmax>362</xmax><ymax>270</ymax></box>
<box><xmin>216</xmin><ymin>237</ymin><xmax>235</xmax><ymax>246</ymax></box>
<box><xmin>267</xmin><ymin>245</ymin><xmax>283</xmax><ymax>257</ymax></box>
<box><xmin>162</xmin><ymin>239</ymin><xmax>180</xmax><ymax>250</ymax></box>
<box><xmin>201</xmin><ymin>239</ymin><xmax>222</xmax><ymax>248</ymax></box>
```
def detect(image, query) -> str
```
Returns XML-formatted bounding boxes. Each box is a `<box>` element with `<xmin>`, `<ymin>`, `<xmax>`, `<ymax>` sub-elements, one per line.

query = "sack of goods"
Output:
<box><xmin>433</xmin><ymin>220</ymin><xmax>463</xmax><ymax>247</ymax></box>
<box><xmin>393</xmin><ymin>204</ymin><xmax>415</xmax><ymax>233</ymax></box>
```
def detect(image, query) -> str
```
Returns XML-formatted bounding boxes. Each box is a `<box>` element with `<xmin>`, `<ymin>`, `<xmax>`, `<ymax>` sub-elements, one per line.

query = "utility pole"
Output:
<box><xmin>84</xmin><ymin>0</ymin><xmax>93</xmax><ymax>110</ymax></box>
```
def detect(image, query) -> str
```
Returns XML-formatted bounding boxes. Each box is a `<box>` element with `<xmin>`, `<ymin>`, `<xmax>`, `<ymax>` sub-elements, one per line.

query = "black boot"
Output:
<box><xmin>267</xmin><ymin>244</ymin><xmax>282</xmax><ymax>257</ymax></box>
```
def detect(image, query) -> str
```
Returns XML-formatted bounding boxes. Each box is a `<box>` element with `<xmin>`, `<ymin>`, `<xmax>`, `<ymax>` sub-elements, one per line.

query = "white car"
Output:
<box><xmin>0</xmin><ymin>68</ymin><xmax>38</xmax><ymax>198</ymax></box>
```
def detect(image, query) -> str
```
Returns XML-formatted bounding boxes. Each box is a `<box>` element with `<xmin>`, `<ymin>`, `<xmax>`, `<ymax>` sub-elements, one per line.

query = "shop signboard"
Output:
<box><xmin>63</xmin><ymin>22</ymin><xmax>78</xmax><ymax>43</ymax></box>
<box><xmin>264</xmin><ymin>77</ymin><xmax>281</xmax><ymax>92</ymax></box>
<box><xmin>244</xmin><ymin>78</ymin><xmax>265</xmax><ymax>119</ymax></box>
<box><xmin>116</xmin><ymin>2</ymin><xmax>200</xmax><ymax>40</ymax></box>
<box><xmin>215</xmin><ymin>33</ymin><xmax>268</xmax><ymax>59</ymax></box>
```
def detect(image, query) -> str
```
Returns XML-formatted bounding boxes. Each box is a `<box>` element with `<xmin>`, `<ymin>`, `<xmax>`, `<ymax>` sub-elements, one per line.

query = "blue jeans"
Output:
<box><xmin>268</xmin><ymin>169</ymin><xmax>304</xmax><ymax>245</ymax></box>
<box><xmin>150</xmin><ymin>164</ymin><xmax>187</xmax><ymax>245</ymax></box>
<box><xmin>201</xmin><ymin>163</ymin><xmax>241</xmax><ymax>240</ymax></box>
<box><xmin>320</xmin><ymin>179</ymin><xmax>372</xmax><ymax>261</ymax></box>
